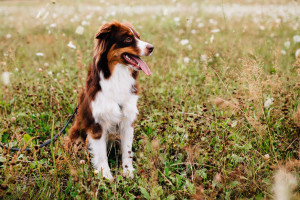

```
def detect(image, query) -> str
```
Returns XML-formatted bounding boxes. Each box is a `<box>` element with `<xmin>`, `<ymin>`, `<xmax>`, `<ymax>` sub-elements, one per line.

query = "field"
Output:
<box><xmin>0</xmin><ymin>0</ymin><xmax>299</xmax><ymax>199</ymax></box>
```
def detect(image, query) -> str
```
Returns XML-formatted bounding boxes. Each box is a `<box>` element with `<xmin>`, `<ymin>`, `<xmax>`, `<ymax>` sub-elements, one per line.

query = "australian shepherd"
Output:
<box><xmin>68</xmin><ymin>21</ymin><xmax>154</xmax><ymax>180</ymax></box>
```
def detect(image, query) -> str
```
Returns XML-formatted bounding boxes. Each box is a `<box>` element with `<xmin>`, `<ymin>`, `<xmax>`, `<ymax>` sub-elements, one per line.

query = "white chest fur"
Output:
<box><xmin>91</xmin><ymin>64</ymin><xmax>139</xmax><ymax>129</ymax></box>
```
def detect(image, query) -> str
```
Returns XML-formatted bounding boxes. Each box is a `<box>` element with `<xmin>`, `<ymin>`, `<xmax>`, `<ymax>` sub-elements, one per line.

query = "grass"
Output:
<box><xmin>0</xmin><ymin>0</ymin><xmax>299</xmax><ymax>199</ymax></box>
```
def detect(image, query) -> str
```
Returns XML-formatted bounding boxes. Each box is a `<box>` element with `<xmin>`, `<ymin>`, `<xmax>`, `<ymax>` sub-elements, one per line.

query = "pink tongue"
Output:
<box><xmin>132</xmin><ymin>56</ymin><xmax>151</xmax><ymax>76</ymax></box>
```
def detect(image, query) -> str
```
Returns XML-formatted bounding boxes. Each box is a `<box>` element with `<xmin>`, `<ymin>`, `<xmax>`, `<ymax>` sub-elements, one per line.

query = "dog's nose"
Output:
<box><xmin>146</xmin><ymin>44</ymin><xmax>154</xmax><ymax>54</ymax></box>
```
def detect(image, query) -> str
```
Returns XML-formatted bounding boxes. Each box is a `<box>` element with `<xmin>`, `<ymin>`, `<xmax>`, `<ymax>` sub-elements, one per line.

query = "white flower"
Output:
<box><xmin>200</xmin><ymin>54</ymin><xmax>208</xmax><ymax>63</ymax></box>
<box><xmin>1</xmin><ymin>72</ymin><xmax>10</xmax><ymax>85</ymax></box>
<box><xmin>187</xmin><ymin>45</ymin><xmax>192</xmax><ymax>50</ymax></box>
<box><xmin>210</xmin><ymin>35</ymin><xmax>214</xmax><ymax>43</ymax></box>
<box><xmin>231</xmin><ymin>121</ymin><xmax>238</xmax><ymax>127</ymax></box>
<box><xmin>44</xmin><ymin>62</ymin><xmax>49</xmax><ymax>67</ymax></box>
<box><xmin>48</xmin><ymin>71</ymin><xmax>53</xmax><ymax>76</ymax></box>
<box><xmin>264</xmin><ymin>154</ymin><xmax>270</xmax><ymax>160</ymax></box>
<box><xmin>284</xmin><ymin>41</ymin><xmax>290</xmax><ymax>49</ymax></box>
<box><xmin>259</xmin><ymin>25</ymin><xmax>265</xmax><ymax>30</ymax></box>
<box><xmin>183</xmin><ymin>57</ymin><xmax>190</xmax><ymax>63</ymax></box>
<box><xmin>264</xmin><ymin>97</ymin><xmax>274</xmax><ymax>109</ymax></box>
<box><xmin>209</xmin><ymin>19</ymin><xmax>217</xmax><ymax>25</ymax></box>
<box><xmin>163</xmin><ymin>9</ymin><xmax>168</xmax><ymax>16</ymax></box>
<box><xmin>49</xmin><ymin>23</ymin><xmax>56</xmax><ymax>28</ymax></box>
<box><xmin>75</xmin><ymin>26</ymin><xmax>84</xmax><ymax>35</ymax></box>
<box><xmin>211</xmin><ymin>28</ymin><xmax>220</xmax><ymax>33</ymax></box>
<box><xmin>275</xmin><ymin>18</ymin><xmax>281</xmax><ymax>24</ymax></box>
<box><xmin>36</xmin><ymin>52</ymin><xmax>44</xmax><ymax>57</ymax></box>
<box><xmin>295</xmin><ymin>49</ymin><xmax>300</xmax><ymax>59</ymax></box>
<box><xmin>197</xmin><ymin>22</ymin><xmax>204</xmax><ymax>28</ymax></box>
<box><xmin>81</xmin><ymin>20</ymin><xmax>90</xmax><ymax>26</ymax></box>
<box><xmin>293</xmin><ymin>35</ymin><xmax>300</xmax><ymax>43</ymax></box>
<box><xmin>191</xmin><ymin>29</ymin><xmax>196</xmax><ymax>34</ymax></box>
<box><xmin>67</xmin><ymin>41</ymin><xmax>76</xmax><ymax>49</ymax></box>
<box><xmin>180</xmin><ymin>39</ymin><xmax>189</xmax><ymax>46</ymax></box>
<box><xmin>6</xmin><ymin>34</ymin><xmax>11</xmax><ymax>39</ymax></box>
<box><xmin>173</xmin><ymin>17</ymin><xmax>180</xmax><ymax>22</ymax></box>
<box><xmin>215</xmin><ymin>53</ymin><xmax>220</xmax><ymax>57</ymax></box>
<box><xmin>281</xmin><ymin>50</ymin><xmax>286</xmax><ymax>55</ymax></box>
<box><xmin>38</xmin><ymin>68</ymin><xmax>42</xmax><ymax>72</ymax></box>
<box><xmin>79</xmin><ymin>160</ymin><xmax>85</xmax><ymax>164</ymax></box>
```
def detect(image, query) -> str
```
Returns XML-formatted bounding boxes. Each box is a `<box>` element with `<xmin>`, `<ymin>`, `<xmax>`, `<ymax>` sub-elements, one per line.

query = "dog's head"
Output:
<box><xmin>94</xmin><ymin>21</ymin><xmax>154</xmax><ymax>76</ymax></box>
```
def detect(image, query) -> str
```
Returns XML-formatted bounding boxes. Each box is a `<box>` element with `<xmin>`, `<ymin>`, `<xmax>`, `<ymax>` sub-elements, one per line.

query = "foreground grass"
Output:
<box><xmin>0</xmin><ymin>0</ymin><xmax>299</xmax><ymax>199</ymax></box>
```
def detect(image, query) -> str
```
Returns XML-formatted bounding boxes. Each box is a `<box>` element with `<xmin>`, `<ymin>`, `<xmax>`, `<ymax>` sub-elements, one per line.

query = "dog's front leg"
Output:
<box><xmin>120</xmin><ymin>97</ymin><xmax>138</xmax><ymax>178</ymax></box>
<box><xmin>88</xmin><ymin>131</ymin><xmax>113</xmax><ymax>180</ymax></box>
<box><xmin>120</xmin><ymin>120</ymin><xmax>135</xmax><ymax>178</ymax></box>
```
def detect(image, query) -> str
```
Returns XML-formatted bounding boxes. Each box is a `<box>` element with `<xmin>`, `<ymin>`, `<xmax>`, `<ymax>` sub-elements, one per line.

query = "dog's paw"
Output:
<box><xmin>122</xmin><ymin>167</ymin><xmax>135</xmax><ymax>178</ymax></box>
<box><xmin>94</xmin><ymin>168</ymin><xmax>113</xmax><ymax>181</ymax></box>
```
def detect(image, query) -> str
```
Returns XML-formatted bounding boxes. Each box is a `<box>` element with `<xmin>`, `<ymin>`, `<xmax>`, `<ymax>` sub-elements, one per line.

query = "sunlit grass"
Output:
<box><xmin>0</xmin><ymin>0</ymin><xmax>299</xmax><ymax>199</ymax></box>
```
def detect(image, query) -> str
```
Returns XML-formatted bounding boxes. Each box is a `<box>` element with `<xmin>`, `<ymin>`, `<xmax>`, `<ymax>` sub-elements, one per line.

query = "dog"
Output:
<box><xmin>68</xmin><ymin>21</ymin><xmax>154</xmax><ymax>180</ymax></box>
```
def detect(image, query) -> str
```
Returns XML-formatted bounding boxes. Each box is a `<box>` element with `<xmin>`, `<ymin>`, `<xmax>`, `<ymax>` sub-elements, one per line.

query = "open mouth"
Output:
<box><xmin>122</xmin><ymin>53</ymin><xmax>151</xmax><ymax>76</ymax></box>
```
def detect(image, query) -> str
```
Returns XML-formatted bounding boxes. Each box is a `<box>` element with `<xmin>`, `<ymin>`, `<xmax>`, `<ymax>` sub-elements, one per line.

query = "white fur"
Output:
<box><xmin>137</xmin><ymin>39</ymin><xmax>150</xmax><ymax>56</ymax></box>
<box><xmin>90</xmin><ymin>63</ymin><xmax>139</xmax><ymax>180</ymax></box>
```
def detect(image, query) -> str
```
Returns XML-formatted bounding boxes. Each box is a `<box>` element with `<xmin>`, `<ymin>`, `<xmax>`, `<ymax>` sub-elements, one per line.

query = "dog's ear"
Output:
<box><xmin>95</xmin><ymin>22</ymin><xmax>119</xmax><ymax>40</ymax></box>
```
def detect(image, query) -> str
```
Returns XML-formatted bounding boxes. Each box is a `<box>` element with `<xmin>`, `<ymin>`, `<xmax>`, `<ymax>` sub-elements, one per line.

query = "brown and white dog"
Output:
<box><xmin>68</xmin><ymin>21</ymin><xmax>154</xmax><ymax>180</ymax></box>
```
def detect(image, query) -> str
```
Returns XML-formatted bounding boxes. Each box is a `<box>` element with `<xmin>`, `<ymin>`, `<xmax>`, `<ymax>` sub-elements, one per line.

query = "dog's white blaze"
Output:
<box><xmin>137</xmin><ymin>39</ymin><xmax>149</xmax><ymax>56</ymax></box>
<box><xmin>90</xmin><ymin>63</ymin><xmax>138</xmax><ymax>178</ymax></box>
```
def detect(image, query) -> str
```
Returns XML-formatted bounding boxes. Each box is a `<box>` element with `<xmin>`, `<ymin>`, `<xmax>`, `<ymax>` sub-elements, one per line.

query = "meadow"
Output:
<box><xmin>0</xmin><ymin>0</ymin><xmax>299</xmax><ymax>199</ymax></box>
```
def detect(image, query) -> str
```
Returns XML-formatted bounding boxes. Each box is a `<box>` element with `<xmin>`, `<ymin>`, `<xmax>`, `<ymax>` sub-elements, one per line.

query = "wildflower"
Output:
<box><xmin>264</xmin><ymin>154</ymin><xmax>270</xmax><ymax>160</ymax></box>
<box><xmin>210</xmin><ymin>35</ymin><xmax>214</xmax><ymax>43</ymax></box>
<box><xmin>94</xmin><ymin>170</ymin><xmax>99</xmax><ymax>175</ymax></box>
<box><xmin>200</xmin><ymin>54</ymin><xmax>208</xmax><ymax>63</ymax></box>
<box><xmin>293</xmin><ymin>35</ymin><xmax>300</xmax><ymax>43</ymax></box>
<box><xmin>259</xmin><ymin>25</ymin><xmax>265</xmax><ymax>30</ymax></box>
<box><xmin>44</xmin><ymin>62</ymin><xmax>49</xmax><ymax>67</ymax></box>
<box><xmin>191</xmin><ymin>29</ymin><xmax>196</xmax><ymax>34</ymax></box>
<box><xmin>6</xmin><ymin>34</ymin><xmax>11</xmax><ymax>39</ymax></box>
<box><xmin>49</xmin><ymin>23</ymin><xmax>56</xmax><ymax>28</ymax></box>
<box><xmin>75</xmin><ymin>26</ymin><xmax>84</xmax><ymax>35</ymax></box>
<box><xmin>173</xmin><ymin>17</ymin><xmax>180</xmax><ymax>23</ymax></box>
<box><xmin>81</xmin><ymin>20</ymin><xmax>90</xmax><ymax>26</ymax></box>
<box><xmin>180</xmin><ymin>39</ymin><xmax>189</xmax><ymax>46</ymax></box>
<box><xmin>231</xmin><ymin>121</ymin><xmax>238</xmax><ymax>127</ymax></box>
<box><xmin>211</xmin><ymin>28</ymin><xmax>220</xmax><ymax>33</ymax></box>
<box><xmin>281</xmin><ymin>50</ymin><xmax>286</xmax><ymax>55</ymax></box>
<box><xmin>209</xmin><ymin>19</ymin><xmax>217</xmax><ymax>25</ymax></box>
<box><xmin>295</xmin><ymin>49</ymin><xmax>300</xmax><ymax>58</ymax></box>
<box><xmin>11</xmin><ymin>117</ymin><xmax>16</xmax><ymax>122</ymax></box>
<box><xmin>48</xmin><ymin>71</ymin><xmax>53</xmax><ymax>76</ymax></box>
<box><xmin>1</xmin><ymin>72</ymin><xmax>10</xmax><ymax>85</ymax></box>
<box><xmin>36</xmin><ymin>52</ymin><xmax>44</xmax><ymax>56</ymax></box>
<box><xmin>284</xmin><ymin>41</ymin><xmax>290</xmax><ymax>49</ymax></box>
<box><xmin>38</xmin><ymin>68</ymin><xmax>42</xmax><ymax>72</ymax></box>
<box><xmin>197</xmin><ymin>22</ymin><xmax>204</xmax><ymax>28</ymax></box>
<box><xmin>264</xmin><ymin>97</ymin><xmax>273</xmax><ymax>109</ymax></box>
<box><xmin>187</xmin><ymin>45</ymin><xmax>192</xmax><ymax>50</ymax></box>
<box><xmin>215</xmin><ymin>53</ymin><xmax>220</xmax><ymax>57</ymax></box>
<box><xmin>80</xmin><ymin>160</ymin><xmax>85</xmax><ymax>164</ymax></box>
<box><xmin>163</xmin><ymin>9</ymin><xmax>168</xmax><ymax>16</ymax></box>
<box><xmin>67</xmin><ymin>41</ymin><xmax>76</xmax><ymax>49</ymax></box>
<box><xmin>183</xmin><ymin>57</ymin><xmax>190</xmax><ymax>63</ymax></box>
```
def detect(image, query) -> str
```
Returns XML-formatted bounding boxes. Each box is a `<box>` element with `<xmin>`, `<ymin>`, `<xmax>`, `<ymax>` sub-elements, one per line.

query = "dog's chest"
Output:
<box><xmin>90</xmin><ymin>64</ymin><xmax>138</xmax><ymax>127</ymax></box>
<box><xmin>100</xmin><ymin>64</ymin><xmax>136</xmax><ymax>103</ymax></box>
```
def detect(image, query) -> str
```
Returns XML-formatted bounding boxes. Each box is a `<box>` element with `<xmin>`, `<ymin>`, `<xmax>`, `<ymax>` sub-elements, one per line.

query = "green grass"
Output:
<box><xmin>0</xmin><ymin>0</ymin><xmax>299</xmax><ymax>199</ymax></box>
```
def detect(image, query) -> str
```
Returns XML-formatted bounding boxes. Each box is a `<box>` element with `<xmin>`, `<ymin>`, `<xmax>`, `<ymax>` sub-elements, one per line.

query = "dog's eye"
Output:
<box><xmin>124</xmin><ymin>37</ymin><xmax>132</xmax><ymax>43</ymax></box>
